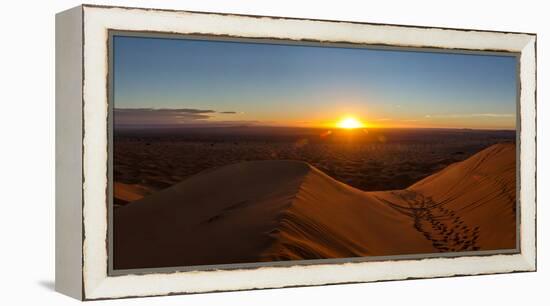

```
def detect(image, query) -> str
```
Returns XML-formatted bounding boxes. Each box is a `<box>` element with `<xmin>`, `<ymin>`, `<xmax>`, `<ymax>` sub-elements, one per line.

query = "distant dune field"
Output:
<box><xmin>113</xmin><ymin>143</ymin><xmax>516</xmax><ymax>270</ymax></box>
<box><xmin>113</xmin><ymin>127</ymin><xmax>515</xmax><ymax>202</ymax></box>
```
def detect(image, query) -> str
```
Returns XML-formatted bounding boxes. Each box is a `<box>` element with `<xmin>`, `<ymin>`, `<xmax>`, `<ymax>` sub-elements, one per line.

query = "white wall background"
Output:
<box><xmin>0</xmin><ymin>0</ymin><xmax>546</xmax><ymax>304</ymax></box>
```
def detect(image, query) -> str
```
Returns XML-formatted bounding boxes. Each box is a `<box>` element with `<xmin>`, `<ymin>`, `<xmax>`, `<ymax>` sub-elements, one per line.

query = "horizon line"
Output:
<box><xmin>114</xmin><ymin>123</ymin><xmax>516</xmax><ymax>132</ymax></box>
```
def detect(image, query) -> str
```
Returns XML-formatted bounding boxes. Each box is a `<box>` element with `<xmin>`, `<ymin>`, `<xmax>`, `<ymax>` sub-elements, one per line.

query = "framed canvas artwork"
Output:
<box><xmin>55</xmin><ymin>4</ymin><xmax>537</xmax><ymax>300</ymax></box>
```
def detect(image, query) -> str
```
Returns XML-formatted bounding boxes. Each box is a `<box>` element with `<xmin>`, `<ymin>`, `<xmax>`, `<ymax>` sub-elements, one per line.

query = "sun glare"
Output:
<box><xmin>336</xmin><ymin>117</ymin><xmax>365</xmax><ymax>129</ymax></box>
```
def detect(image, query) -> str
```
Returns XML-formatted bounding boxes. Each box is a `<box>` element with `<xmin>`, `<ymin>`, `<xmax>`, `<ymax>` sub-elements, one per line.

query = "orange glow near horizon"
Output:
<box><xmin>336</xmin><ymin>117</ymin><xmax>366</xmax><ymax>129</ymax></box>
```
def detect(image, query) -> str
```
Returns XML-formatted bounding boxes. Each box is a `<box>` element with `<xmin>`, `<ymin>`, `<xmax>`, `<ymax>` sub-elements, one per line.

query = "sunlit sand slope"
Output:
<box><xmin>406</xmin><ymin>143</ymin><xmax>516</xmax><ymax>251</ymax></box>
<box><xmin>114</xmin><ymin>144</ymin><xmax>516</xmax><ymax>269</ymax></box>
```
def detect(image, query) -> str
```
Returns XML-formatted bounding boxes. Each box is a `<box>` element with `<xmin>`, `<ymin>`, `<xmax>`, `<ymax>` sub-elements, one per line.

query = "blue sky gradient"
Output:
<box><xmin>113</xmin><ymin>35</ymin><xmax>517</xmax><ymax>129</ymax></box>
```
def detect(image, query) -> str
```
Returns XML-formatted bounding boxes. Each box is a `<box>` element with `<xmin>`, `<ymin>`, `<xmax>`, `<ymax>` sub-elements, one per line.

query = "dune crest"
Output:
<box><xmin>114</xmin><ymin>143</ymin><xmax>516</xmax><ymax>269</ymax></box>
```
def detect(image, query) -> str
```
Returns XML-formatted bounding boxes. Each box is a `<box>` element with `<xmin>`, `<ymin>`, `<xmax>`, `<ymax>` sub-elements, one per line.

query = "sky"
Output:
<box><xmin>113</xmin><ymin>35</ymin><xmax>517</xmax><ymax>130</ymax></box>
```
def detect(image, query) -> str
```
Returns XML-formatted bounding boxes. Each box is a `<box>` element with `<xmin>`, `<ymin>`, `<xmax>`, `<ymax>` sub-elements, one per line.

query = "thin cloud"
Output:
<box><xmin>218</xmin><ymin>111</ymin><xmax>237</xmax><ymax>114</ymax></box>
<box><xmin>114</xmin><ymin>108</ymin><xmax>236</xmax><ymax>126</ymax></box>
<box><xmin>425</xmin><ymin>113</ymin><xmax>514</xmax><ymax>119</ymax></box>
<box><xmin>471</xmin><ymin>113</ymin><xmax>515</xmax><ymax>118</ymax></box>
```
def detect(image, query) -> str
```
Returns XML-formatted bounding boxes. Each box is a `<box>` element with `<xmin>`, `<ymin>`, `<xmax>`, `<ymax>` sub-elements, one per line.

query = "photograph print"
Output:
<box><xmin>111</xmin><ymin>33</ymin><xmax>518</xmax><ymax>271</ymax></box>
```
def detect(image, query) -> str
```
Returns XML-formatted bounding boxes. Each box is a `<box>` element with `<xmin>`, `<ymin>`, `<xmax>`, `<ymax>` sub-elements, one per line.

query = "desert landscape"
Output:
<box><xmin>113</xmin><ymin>128</ymin><xmax>516</xmax><ymax>269</ymax></box>
<box><xmin>112</xmin><ymin>34</ymin><xmax>518</xmax><ymax>270</ymax></box>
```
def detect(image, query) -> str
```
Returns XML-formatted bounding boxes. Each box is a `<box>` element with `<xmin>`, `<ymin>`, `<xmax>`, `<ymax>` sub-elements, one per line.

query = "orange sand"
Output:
<box><xmin>114</xmin><ymin>143</ymin><xmax>516</xmax><ymax>269</ymax></box>
<box><xmin>113</xmin><ymin>182</ymin><xmax>153</xmax><ymax>205</ymax></box>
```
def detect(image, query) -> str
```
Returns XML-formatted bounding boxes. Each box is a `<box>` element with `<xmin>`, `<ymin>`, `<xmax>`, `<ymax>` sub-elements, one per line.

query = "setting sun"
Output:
<box><xmin>336</xmin><ymin>117</ymin><xmax>365</xmax><ymax>129</ymax></box>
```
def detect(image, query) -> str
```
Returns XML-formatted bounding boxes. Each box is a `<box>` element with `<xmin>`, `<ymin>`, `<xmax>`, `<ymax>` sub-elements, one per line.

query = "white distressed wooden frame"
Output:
<box><xmin>55</xmin><ymin>4</ymin><xmax>536</xmax><ymax>300</ymax></box>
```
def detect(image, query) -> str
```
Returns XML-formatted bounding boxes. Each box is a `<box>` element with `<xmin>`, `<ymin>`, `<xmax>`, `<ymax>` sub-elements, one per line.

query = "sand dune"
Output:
<box><xmin>407</xmin><ymin>143</ymin><xmax>516</xmax><ymax>251</ymax></box>
<box><xmin>113</xmin><ymin>182</ymin><xmax>153</xmax><ymax>205</ymax></box>
<box><xmin>114</xmin><ymin>143</ymin><xmax>516</xmax><ymax>269</ymax></box>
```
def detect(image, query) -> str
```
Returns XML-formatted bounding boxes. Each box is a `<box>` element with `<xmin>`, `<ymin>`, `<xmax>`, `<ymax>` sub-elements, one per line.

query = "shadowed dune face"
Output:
<box><xmin>114</xmin><ymin>161</ymin><xmax>312</xmax><ymax>268</ymax></box>
<box><xmin>113</xmin><ymin>143</ymin><xmax>516</xmax><ymax>270</ymax></box>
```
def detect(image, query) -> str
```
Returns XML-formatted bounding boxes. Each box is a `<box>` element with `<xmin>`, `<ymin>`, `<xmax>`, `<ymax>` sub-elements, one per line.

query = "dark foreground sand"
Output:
<box><xmin>113</xmin><ymin>143</ymin><xmax>516</xmax><ymax>269</ymax></box>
